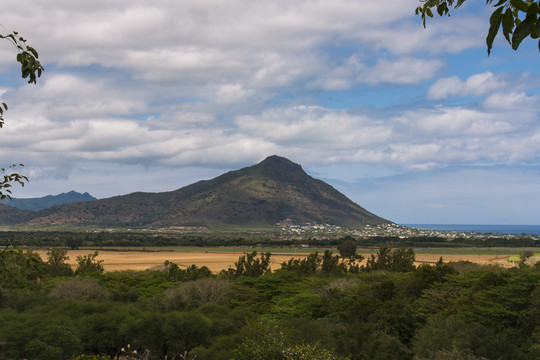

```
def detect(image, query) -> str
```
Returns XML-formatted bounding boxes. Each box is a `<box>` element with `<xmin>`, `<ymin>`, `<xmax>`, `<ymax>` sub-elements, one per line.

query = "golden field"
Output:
<box><xmin>34</xmin><ymin>248</ymin><xmax>523</xmax><ymax>273</ymax></box>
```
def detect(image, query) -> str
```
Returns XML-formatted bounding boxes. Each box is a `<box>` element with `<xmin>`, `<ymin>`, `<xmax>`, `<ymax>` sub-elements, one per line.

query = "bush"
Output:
<box><xmin>49</xmin><ymin>278</ymin><xmax>109</xmax><ymax>301</ymax></box>
<box><xmin>163</xmin><ymin>278</ymin><xmax>229</xmax><ymax>310</ymax></box>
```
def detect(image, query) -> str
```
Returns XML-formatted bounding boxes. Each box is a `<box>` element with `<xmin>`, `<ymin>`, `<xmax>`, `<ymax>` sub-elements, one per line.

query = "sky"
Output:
<box><xmin>1</xmin><ymin>0</ymin><xmax>539</xmax><ymax>225</ymax></box>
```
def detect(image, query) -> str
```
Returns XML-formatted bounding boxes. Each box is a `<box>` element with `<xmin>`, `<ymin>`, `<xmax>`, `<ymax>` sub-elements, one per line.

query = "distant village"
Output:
<box><xmin>277</xmin><ymin>218</ymin><xmax>540</xmax><ymax>240</ymax></box>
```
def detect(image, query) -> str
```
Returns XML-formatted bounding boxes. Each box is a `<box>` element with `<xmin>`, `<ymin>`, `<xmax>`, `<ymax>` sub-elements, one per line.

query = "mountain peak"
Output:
<box><xmin>259</xmin><ymin>155</ymin><xmax>298</xmax><ymax>166</ymax></box>
<box><xmin>256</xmin><ymin>155</ymin><xmax>304</xmax><ymax>177</ymax></box>
<box><xmin>0</xmin><ymin>158</ymin><xmax>389</xmax><ymax>228</ymax></box>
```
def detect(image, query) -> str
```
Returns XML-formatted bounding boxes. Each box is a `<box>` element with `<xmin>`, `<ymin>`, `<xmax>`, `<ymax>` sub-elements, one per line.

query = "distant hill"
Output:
<box><xmin>0</xmin><ymin>156</ymin><xmax>389</xmax><ymax>228</ymax></box>
<box><xmin>0</xmin><ymin>191</ymin><xmax>97</xmax><ymax>211</ymax></box>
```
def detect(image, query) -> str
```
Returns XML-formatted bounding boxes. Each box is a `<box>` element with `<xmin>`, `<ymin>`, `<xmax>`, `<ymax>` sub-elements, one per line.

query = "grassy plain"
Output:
<box><xmin>34</xmin><ymin>247</ymin><xmax>537</xmax><ymax>272</ymax></box>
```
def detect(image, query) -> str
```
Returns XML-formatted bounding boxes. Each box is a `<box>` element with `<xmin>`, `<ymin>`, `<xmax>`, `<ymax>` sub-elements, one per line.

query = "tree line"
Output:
<box><xmin>2</xmin><ymin>230</ymin><xmax>539</xmax><ymax>250</ymax></box>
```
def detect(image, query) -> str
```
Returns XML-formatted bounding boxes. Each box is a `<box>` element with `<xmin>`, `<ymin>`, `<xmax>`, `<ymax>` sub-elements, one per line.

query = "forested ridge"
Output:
<box><xmin>0</xmin><ymin>246</ymin><xmax>539</xmax><ymax>360</ymax></box>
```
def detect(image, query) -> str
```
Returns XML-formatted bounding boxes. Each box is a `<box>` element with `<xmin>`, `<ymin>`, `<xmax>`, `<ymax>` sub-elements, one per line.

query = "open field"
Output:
<box><xmin>34</xmin><ymin>247</ymin><xmax>538</xmax><ymax>272</ymax></box>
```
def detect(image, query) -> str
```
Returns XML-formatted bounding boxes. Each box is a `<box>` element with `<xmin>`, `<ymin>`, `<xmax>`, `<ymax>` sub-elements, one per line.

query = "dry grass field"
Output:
<box><xmin>34</xmin><ymin>248</ymin><xmax>524</xmax><ymax>273</ymax></box>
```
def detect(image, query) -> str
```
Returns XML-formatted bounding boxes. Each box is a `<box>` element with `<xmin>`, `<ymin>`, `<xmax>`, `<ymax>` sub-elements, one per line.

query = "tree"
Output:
<box><xmin>0</xmin><ymin>244</ymin><xmax>43</xmax><ymax>288</ymax></box>
<box><xmin>0</xmin><ymin>31</ymin><xmax>43</xmax><ymax>199</ymax></box>
<box><xmin>364</xmin><ymin>246</ymin><xmax>415</xmax><ymax>272</ymax></box>
<box><xmin>46</xmin><ymin>248</ymin><xmax>73</xmax><ymax>277</ymax></box>
<box><xmin>164</xmin><ymin>311</ymin><xmax>212</xmax><ymax>357</ymax></box>
<box><xmin>229</xmin><ymin>251</ymin><xmax>271</xmax><ymax>277</ymax></box>
<box><xmin>337</xmin><ymin>240</ymin><xmax>357</xmax><ymax>260</ymax></box>
<box><xmin>415</xmin><ymin>0</ymin><xmax>540</xmax><ymax>55</ymax></box>
<box><xmin>75</xmin><ymin>251</ymin><xmax>104</xmax><ymax>275</ymax></box>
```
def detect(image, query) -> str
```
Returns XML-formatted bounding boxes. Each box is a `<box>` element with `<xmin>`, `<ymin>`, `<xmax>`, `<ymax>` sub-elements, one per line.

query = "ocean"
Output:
<box><xmin>403</xmin><ymin>224</ymin><xmax>540</xmax><ymax>236</ymax></box>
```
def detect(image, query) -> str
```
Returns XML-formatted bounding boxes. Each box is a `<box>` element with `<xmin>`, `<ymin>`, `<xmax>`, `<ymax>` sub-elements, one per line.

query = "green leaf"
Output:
<box><xmin>502</xmin><ymin>8</ymin><xmax>515</xmax><ymax>43</ymax></box>
<box><xmin>27</xmin><ymin>46</ymin><xmax>39</xmax><ymax>59</ymax></box>
<box><xmin>510</xmin><ymin>0</ymin><xmax>529</xmax><ymax>12</ymax></box>
<box><xmin>426</xmin><ymin>7</ymin><xmax>434</xmax><ymax>18</ymax></box>
<box><xmin>512</xmin><ymin>15</ymin><xmax>535</xmax><ymax>49</ymax></box>
<box><xmin>456</xmin><ymin>0</ymin><xmax>467</xmax><ymax>8</ymax></box>
<box><xmin>535</xmin><ymin>19</ymin><xmax>540</xmax><ymax>37</ymax></box>
<box><xmin>437</xmin><ymin>3</ymin><xmax>449</xmax><ymax>16</ymax></box>
<box><xmin>487</xmin><ymin>7</ymin><xmax>505</xmax><ymax>55</ymax></box>
<box><xmin>527</xmin><ymin>2</ymin><xmax>539</xmax><ymax>17</ymax></box>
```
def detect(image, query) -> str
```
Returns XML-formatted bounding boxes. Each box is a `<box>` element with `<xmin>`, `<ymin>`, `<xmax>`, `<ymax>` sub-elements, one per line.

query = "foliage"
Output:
<box><xmin>0</xmin><ymin>165</ymin><xmax>28</xmax><ymax>200</ymax></box>
<box><xmin>412</xmin><ymin>314</ymin><xmax>524</xmax><ymax>359</ymax></box>
<box><xmin>0</xmin><ymin>310</ymin><xmax>82</xmax><ymax>360</ymax></box>
<box><xmin>519</xmin><ymin>250</ymin><xmax>535</xmax><ymax>267</ymax></box>
<box><xmin>0</xmin><ymin>31</ymin><xmax>43</xmax><ymax>85</ymax></box>
<box><xmin>281</xmin><ymin>252</ymin><xmax>322</xmax><ymax>276</ymax></box>
<box><xmin>281</xmin><ymin>342</ymin><xmax>348</xmax><ymax>360</ymax></box>
<box><xmin>0</xmin><ymin>248</ymin><xmax>539</xmax><ymax>359</ymax></box>
<box><xmin>235</xmin><ymin>318</ymin><xmax>292</xmax><ymax>360</ymax></box>
<box><xmin>75</xmin><ymin>251</ymin><xmax>104</xmax><ymax>275</ymax></box>
<box><xmin>164</xmin><ymin>311</ymin><xmax>213</xmax><ymax>356</ymax></box>
<box><xmin>49</xmin><ymin>278</ymin><xmax>109</xmax><ymax>301</ymax></box>
<box><xmin>228</xmin><ymin>251</ymin><xmax>271</xmax><ymax>276</ymax></box>
<box><xmin>415</xmin><ymin>0</ymin><xmax>540</xmax><ymax>54</ymax></box>
<box><xmin>164</xmin><ymin>260</ymin><xmax>212</xmax><ymax>281</ymax></box>
<box><xmin>281</xmin><ymin>250</ymin><xmax>363</xmax><ymax>276</ymax></box>
<box><xmin>0</xmin><ymin>31</ymin><xmax>43</xmax><ymax>199</ymax></box>
<box><xmin>163</xmin><ymin>277</ymin><xmax>229</xmax><ymax>310</ymax></box>
<box><xmin>337</xmin><ymin>239</ymin><xmax>357</xmax><ymax>259</ymax></box>
<box><xmin>0</xmin><ymin>242</ymin><xmax>43</xmax><ymax>287</ymax></box>
<box><xmin>46</xmin><ymin>248</ymin><xmax>74</xmax><ymax>277</ymax></box>
<box><xmin>72</xmin><ymin>355</ymin><xmax>112</xmax><ymax>360</ymax></box>
<box><xmin>364</xmin><ymin>246</ymin><xmax>416</xmax><ymax>272</ymax></box>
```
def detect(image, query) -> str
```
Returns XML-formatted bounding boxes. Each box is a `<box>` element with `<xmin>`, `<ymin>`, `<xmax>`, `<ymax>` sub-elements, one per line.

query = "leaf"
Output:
<box><xmin>456</xmin><ymin>0</ymin><xmax>467</xmax><ymax>8</ymax></box>
<box><xmin>487</xmin><ymin>7</ymin><xmax>505</xmax><ymax>55</ymax></box>
<box><xmin>510</xmin><ymin>0</ymin><xmax>529</xmax><ymax>12</ymax></box>
<box><xmin>502</xmin><ymin>8</ymin><xmax>515</xmax><ymax>43</ymax></box>
<box><xmin>527</xmin><ymin>2</ymin><xmax>539</xmax><ymax>17</ymax></box>
<box><xmin>437</xmin><ymin>3</ymin><xmax>449</xmax><ymax>16</ymax></box>
<box><xmin>27</xmin><ymin>46</ymin><xmax>39</xmax><ymax>59</ymax></box>
<box><xmin>426</xmin><ymin>7</ymin><xmax>434</xmax><ymax>18</ymax></box>
<box><xmin>512</xmin><ymin>15</ymin><xmax>535</xmax><ymax>49</ymax></box>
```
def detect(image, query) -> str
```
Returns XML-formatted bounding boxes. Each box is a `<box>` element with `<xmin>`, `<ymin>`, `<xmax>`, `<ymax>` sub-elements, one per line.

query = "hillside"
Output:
<box><xmin>0</xmin><ymin>156</ymin><xmax>389</xmax><ymax>228</ymax></box>
<box><xmin>0</xmin><ymin>191</ymin><xmax>96</xmax><ymax>211</ymax></box>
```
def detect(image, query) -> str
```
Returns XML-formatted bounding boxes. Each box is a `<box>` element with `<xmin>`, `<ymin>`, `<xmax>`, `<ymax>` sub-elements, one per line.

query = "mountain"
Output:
<box><xmin>0</xmin><ymin>156</ymin><xmax>389</xmax><ymax>228</ymax></box>
<box><xmin>0</xmin><ymin>191</ymin><xmax>97</xmax><ymax>211</ymax></box>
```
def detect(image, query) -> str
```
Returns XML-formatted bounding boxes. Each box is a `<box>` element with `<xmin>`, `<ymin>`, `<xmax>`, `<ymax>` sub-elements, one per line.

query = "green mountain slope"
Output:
<box><xmin>1</xmin><ymin>156</ymin><xmax>389</xmax><ymax>228</ymax></box>
<box><xmin>0</xmin><ymin>191</ymin><xmax>96</xmax><ymax>211</ymax></box>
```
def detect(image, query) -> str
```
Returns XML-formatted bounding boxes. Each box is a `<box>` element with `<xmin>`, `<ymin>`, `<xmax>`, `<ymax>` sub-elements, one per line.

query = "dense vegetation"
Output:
<box><xmin>0</xmin><ymin>244</ymin><xmax>539</xmax><ymax>360</ymax></box>
<box><xmin>2</xmin><ymin>230</ymin><xmax>539</xmax><ymax>249</ymax></box>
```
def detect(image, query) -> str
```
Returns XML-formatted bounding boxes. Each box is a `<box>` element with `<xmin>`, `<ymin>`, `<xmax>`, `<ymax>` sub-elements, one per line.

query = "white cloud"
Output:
<box><xmin>215</xmin><ymin>84</ymin><xmax>253</xmax><ymax>104</ymax></box>
<box><xmin>0</xmin><ymin>0</ymin><xmax>538</xmax><ymax>228</ymax></box>
<box><xmin>428</xmin><ymin>72</ymin><xmax>505</xmax><ymax>100</ymax></box>
<box><xmin>426</xmin><ymin>76</ymin><xmax>463</xmax><ymax>99</ymax></box>
<box><xmin>483</xmin><ymin>92</ymin><xmax>539</xmax><ymax>111</ymax></box>
<box><xmin>358</xmin><ymin>58</ymin><xmax>444</xmax><ymax>85</ymax></box>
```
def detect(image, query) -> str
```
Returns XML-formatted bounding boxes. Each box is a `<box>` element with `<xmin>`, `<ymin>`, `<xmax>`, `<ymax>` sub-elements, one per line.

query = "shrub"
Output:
<box><xmin>49</xmin><ymin>278</ymin><xmax>109</xmax><ymax>301</ymax></box>
<box><xmin>163</xmin><ymin>278</ymin><xmax>229</xmax><ymax>310</ymax></box>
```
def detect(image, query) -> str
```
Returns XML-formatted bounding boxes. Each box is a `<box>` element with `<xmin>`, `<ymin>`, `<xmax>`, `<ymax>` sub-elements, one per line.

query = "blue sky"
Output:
<box><xmin>1</xmin><ymin>0</ymin><xmax>539</xmax><ymax>225</ymax></box>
